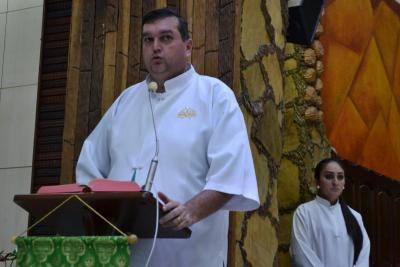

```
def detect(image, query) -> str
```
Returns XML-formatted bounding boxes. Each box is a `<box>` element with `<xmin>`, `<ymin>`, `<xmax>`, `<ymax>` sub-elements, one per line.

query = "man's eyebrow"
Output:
<box><xmin>142</xmin><ymin>29</ymin><xmax>174</xmax><ymax>36</ymax></box>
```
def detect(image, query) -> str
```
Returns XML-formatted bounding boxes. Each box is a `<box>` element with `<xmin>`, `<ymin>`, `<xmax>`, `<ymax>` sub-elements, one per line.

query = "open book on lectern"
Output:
<box><xmin>37</xmin><ymin>179</ymin><xmax>141</xmax><ymax>194</ymax></box>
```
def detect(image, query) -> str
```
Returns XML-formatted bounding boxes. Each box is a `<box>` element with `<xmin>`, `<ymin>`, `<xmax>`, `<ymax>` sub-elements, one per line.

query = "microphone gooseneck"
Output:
<box><xmin>143</xmin><ymin>81</ymin><xmax>159</xmax><ymax>192</ymax></box>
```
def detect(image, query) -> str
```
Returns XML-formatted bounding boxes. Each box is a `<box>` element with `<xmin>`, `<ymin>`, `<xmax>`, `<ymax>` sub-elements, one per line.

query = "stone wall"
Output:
<box><xmin>229</xmin><ymin>1</ymin><xmax>331</xmax><ymax>266</ymax></box>
<box><xmin>278</xmin><ymin>33</ymin><xmax>331</xmax><ymax>265</ymax></box>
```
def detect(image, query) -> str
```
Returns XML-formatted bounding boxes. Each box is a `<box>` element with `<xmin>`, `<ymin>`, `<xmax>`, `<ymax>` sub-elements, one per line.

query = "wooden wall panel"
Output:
<box><xmin>114</xmin><ymin>0</ymin><xmax>131</xmax><ymax>96</ymax></box>
<box><xmin>204</xmin><ymin>0</ymin><xmax>219</xmax><ymax>78</ymax></box>
<box><xmin>60</xmin><ymin>0</ymin><xmax>95</xmax><ymax>184</ymax></box>
<box><xmin>61</xmin><ymin>0</ymin><xmax>139</xmax><ymax>183</ymax></box>
<box><xmin>191</xmin><ymin>1</ymin><xmax>206</xmax><ymax>74</ymax></box>
<box><xmin>58</xmin><ymin>0</ymin><xmax>240</xmax><ymax>184</ymax></box>
<box><xmin>218</xmin><ymin>1</ymin><xmax>235</xmax><ymax>89</ymax></box>
<box><xmin>394</xmin><ymin>198</ymin><xmax>400</xmax><ymax>265</ymax></box>
<box><xmin>127</xmin><ymin>0</ymin><xmax>143</xmax><ymax>86</ymax></box>
<box><xmin>32</xmin><ymin>0</ymin><xmax>72</xmax><ymax>192</ymax></box>
<box><xmin>343</xmin><ymin>160</ymin><xmax>400</xmax><ymax>267</ymax></box>
<box><xmin>89</xmin><ymin>0</ymin><xmax>106</xmax><ymax>131</ymax></box>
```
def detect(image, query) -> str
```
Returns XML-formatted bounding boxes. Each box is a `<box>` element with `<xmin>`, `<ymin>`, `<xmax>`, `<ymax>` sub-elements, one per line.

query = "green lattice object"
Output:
<box><xmin>15</xmin><ymin>236</ymin><xmax>130</xmax><ymax>267</ymax></box>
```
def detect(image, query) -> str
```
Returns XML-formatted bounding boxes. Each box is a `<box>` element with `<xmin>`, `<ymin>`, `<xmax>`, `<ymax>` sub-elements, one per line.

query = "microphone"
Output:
<box><xmin>148</xmin><ymin>81</ymin><xmax>158</xmax><ymax>92</ymax></box>
<box><xmin>143</xmin><ymin>81</ymin><xmax>159</xmax><ymax>192</ymax></box>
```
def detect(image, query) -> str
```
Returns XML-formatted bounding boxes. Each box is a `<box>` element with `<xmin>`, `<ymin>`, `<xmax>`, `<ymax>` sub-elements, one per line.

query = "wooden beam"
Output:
<box><xmin>114</xmin><ymin>0</ymin><xmax>131</xmax><ymax>96</ymax></box>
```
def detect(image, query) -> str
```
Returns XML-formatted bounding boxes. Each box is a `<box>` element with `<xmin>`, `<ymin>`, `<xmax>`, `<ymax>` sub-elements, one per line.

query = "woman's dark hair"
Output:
<box><xmin>142</xmin><ymin>8</ymin><xmax>190</xmax><ymax>41</ymax></box>
<box><xmin>314</xmin><ymin>158</ymin><xmax>363</xmax><ymax>265</ymax></box>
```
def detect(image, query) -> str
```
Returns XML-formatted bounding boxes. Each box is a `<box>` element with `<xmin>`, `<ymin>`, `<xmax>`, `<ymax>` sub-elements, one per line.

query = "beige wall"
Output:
<box><xmin>0</xmin><ymin>0</ymin><xmax>43</xmax><ymax>252</ymax></box>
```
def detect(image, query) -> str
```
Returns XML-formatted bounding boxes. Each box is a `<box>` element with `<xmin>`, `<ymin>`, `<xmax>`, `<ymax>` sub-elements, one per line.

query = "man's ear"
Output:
<box><xmin>185</xmin><ymin>39</ymin><xmax>193</xmax><ymax>58</ymax></box>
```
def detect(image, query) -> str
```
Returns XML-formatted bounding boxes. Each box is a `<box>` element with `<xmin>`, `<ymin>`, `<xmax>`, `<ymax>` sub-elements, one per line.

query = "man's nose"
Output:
<box><xmin>152</xmin><ymin>39</ymin><xmax>161</xmax><ymax>52</ymax></box>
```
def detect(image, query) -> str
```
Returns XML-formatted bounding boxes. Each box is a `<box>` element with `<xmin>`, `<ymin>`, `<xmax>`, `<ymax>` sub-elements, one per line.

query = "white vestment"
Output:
<box><xmin>76</xmin><ymin>66</ymin><xmax>260</xmax><ymax>267</ymax></box>
<box><xmin>290</xmin><ymin>196</ymin><xmax>370</xmax><ymax>267</ymax></box>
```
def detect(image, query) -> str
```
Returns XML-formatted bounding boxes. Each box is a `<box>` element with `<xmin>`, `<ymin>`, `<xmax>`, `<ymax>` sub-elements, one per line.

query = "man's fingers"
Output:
<box><xmin>157</xmin><ymin>191</ymin><xmax>170</xmax><ymax>204</ymax></box>
<box><xmin>159</xmin><ymin>204</ymin><xmax>181</xmax><ymax>224</ymax></box>
<box><xmin>174</xmin><ymin>216</ymin><xmax>187</xmax><ymax>231</ymax></box>
<box><xmin>156</xmin><ymin>192</ymin><xmax>192</xmax><ymax>230</ymax></box>
<box><xmin>162</xmin><ymin>200</ymin><xmax>179</xmax><ymax>212</ymax></box>
<box><xmin>162</xmin><ymin>214</ymin><xmax>182</xmax><ymax>228</ymax></box>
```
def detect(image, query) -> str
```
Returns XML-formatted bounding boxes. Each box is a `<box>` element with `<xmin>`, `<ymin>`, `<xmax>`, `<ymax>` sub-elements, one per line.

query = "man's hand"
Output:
<box><xmin>158</xmin><ymin>192</ymin><xmax>196</xmax><ymax>230</ymax></box>
<box><xmin>157</xmin><ymin>190</ymin><xmax>233</xmax><ymax>231</ymax></box>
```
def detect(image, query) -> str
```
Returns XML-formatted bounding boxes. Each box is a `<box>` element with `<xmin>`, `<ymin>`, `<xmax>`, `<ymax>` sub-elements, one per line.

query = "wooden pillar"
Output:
<box><xmin>60</xmin><ymin>0</ymin><xmax>95</xmax><ymax>184</ymax></box>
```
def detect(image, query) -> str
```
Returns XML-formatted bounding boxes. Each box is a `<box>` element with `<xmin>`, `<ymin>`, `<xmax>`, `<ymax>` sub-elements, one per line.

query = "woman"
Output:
<box><xmin>290</xmin><ymin>158</ymin><xmax>370</xmax><ymax>267</ymax></box>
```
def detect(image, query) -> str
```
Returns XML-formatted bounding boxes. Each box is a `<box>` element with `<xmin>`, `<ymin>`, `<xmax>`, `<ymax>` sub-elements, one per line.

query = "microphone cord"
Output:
<box><xmin>143</xmin><ymin>84</ymin><xmax>161</xmax><ymax>266</ymax></box>
<box><xmin>148</xmin><ymin>90</ymin><xmax>159</xmax><ymax>158</ymax></box>
<box><xmin>144</xmin><ymin>190</ymin><xmax>160</xmax><ymax>267</ymax></box>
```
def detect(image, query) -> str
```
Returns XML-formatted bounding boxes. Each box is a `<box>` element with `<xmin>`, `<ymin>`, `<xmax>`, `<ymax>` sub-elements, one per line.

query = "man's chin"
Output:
<box><xmin>150</xmin><ymin>63</ymin><xmax>166</xmax><ymax>72</ymax></box>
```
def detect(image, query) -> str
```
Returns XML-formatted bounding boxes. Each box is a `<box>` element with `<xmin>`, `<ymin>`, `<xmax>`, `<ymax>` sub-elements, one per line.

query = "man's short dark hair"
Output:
<box><xmin>142</xmin><ymin>8</ymin><xmax>190</xmax><ymax>41</ymax></box>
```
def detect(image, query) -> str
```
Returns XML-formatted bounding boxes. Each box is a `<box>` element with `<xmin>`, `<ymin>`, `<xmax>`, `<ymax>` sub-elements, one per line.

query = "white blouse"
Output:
<box><xmin>291</xmin><ymin>196</ymin><xmax>370</xmax><ymax>267</ymax></box>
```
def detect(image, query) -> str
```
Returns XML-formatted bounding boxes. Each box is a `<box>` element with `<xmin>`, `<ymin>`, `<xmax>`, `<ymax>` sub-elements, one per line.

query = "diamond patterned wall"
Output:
<box><xmin>321</xmin><ymin>0</ymin><xmax>400</xmax><ymax>180</ymax></box>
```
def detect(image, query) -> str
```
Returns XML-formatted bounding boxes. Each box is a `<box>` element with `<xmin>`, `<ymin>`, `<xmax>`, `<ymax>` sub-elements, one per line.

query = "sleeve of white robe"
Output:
<box><xmin>353</xmin><ymin>212</ymin><xmax>370</xmax><ymax>267</ymax></box>
<box><xmin>75</xmin><ymin>101</ymin><xmax>117</xmax><ymax>185</ymax></box>
<box><xmin>202</xmin><ymin>82</ymin><xmax>259</xmax><ymax>211</ymax></box>
<box><xmin>290</xmin><ymin>207</ymin><xmax>324</xmax><ymax>267</ymax></box>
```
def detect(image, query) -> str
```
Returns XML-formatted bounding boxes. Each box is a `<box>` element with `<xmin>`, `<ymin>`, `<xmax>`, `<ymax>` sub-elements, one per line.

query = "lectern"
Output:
<box><xmin>13</xmin><ymin>192</ymin><xmax>191</xmax><ymax>238</ymax></box>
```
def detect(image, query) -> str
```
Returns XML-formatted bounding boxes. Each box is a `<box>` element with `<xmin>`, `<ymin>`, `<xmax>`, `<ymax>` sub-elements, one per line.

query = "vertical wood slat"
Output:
<box><xmin>359</xmin><ymin>184</ymin><xmax>376</xmax><ymax>266</ymax></box>
<box><xmin>377</xmin><ymin>192</ymin><xmax>392</xmax><ymax>266</ymax></box>
<box><xmin>114</xmin><ymin>0</ymin><xmax>131</xmax><ymax>96</ymax></box>
<box><xmin>227</xmin><ymin>1</ymin><xmax>242</xmax><ymax>265</ymax></box>
<box><xmin>394</xmin><ymin>198</ymin><xmax>400</xmax><ymax>266</ymax></box>
<box><xmin>232</xmin><ymin>0</ymin><xmax>242</xmax><ymax>96</ymax></box>
<box><xmin>101</xmin><ymin>0</ymin><xmax>118</xmax><ymax>114</ymax></box>
<box><xmin>155</xmin><ymin>0</ymin><xmax>167</xmax><ymax>8</ymax></box>
<box><xmin>183</xmin><ymin>0</ymin><xmax>193</xmax><ymax>66</ymax></box>
<box><xmin>74</xmin><ymin>0</ymin><xmax>96</xmax><ymax>166</ymax></box>
<box><xmin>60</xmin><ymin>0</ymin><xmax>87</xmax><ymax>184</ymax></box>
<box><xmin>204</xmin><ymin>0</ymin><xmax>218</xmax><ymax>77</ymax></box>
<box><xmin>218</xmin><ymin>0</ymin><xmax>235</xmax><ymax>88</ymax></box>
<box><xmin>89</xmin><ymin>0</ymin><xmax>106</xmax><ymax>131</ymax></box>
<box><xmin>191</xmin><ymin>1</ymin><xmax>205</xmax><ymax>74</ymax></box>
<box><xmin>127</xmin><ymin>0</ymin><xmax>143</xmax><ymax>86</ymax></box>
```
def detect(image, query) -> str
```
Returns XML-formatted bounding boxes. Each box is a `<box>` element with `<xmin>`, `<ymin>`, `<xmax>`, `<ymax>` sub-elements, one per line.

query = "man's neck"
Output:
<box><xmin>157</xmin><ymin>84</ymin><xmax>166</xmax><ymax>93</ymax></box>
<box><xmin>150</xmin><ymin>64</ymin><xmax>190</xmax><ymax>93</ymax></box>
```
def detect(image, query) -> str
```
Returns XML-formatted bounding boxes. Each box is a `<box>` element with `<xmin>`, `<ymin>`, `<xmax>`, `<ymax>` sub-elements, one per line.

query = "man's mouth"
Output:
<box><xmin>152</xmin><ymin>56</ymin><xmax>162</xmax><ymax>63</ymax></box>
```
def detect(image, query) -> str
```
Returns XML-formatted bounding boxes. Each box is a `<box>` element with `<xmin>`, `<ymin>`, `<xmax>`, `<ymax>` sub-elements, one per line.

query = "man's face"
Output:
<box><xmin>142</xmin><ymin>16</ymin><xmax>192</xmax><ymax>85</ymax></box>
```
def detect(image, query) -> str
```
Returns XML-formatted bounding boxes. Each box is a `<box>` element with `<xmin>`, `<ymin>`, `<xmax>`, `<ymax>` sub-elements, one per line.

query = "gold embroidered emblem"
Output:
<box><xmin>177</xmin><ymin>107</ymin><xmax>197</xmax><ymax>119</ymax></box>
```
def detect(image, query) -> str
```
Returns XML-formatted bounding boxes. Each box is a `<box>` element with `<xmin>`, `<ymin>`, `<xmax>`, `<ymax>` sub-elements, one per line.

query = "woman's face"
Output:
<box><xmin>316</xmin><ymin>161</ymin><xmax>345</xmax><ymax>204</ymax></box>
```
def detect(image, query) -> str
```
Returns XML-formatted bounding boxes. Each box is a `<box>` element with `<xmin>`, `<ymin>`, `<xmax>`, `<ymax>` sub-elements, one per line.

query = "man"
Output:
<box><xmin>76</xmin><ymin>8</ymin><xmax>259</xmax><ymax>267</ymax></box>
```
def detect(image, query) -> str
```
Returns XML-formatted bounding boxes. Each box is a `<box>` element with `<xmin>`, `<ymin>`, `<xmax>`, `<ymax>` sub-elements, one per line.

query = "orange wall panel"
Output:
<box><xmin>321</xmin><ymin>0</ymin><xmax>400</xmax><ymax>180</ymax></box>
